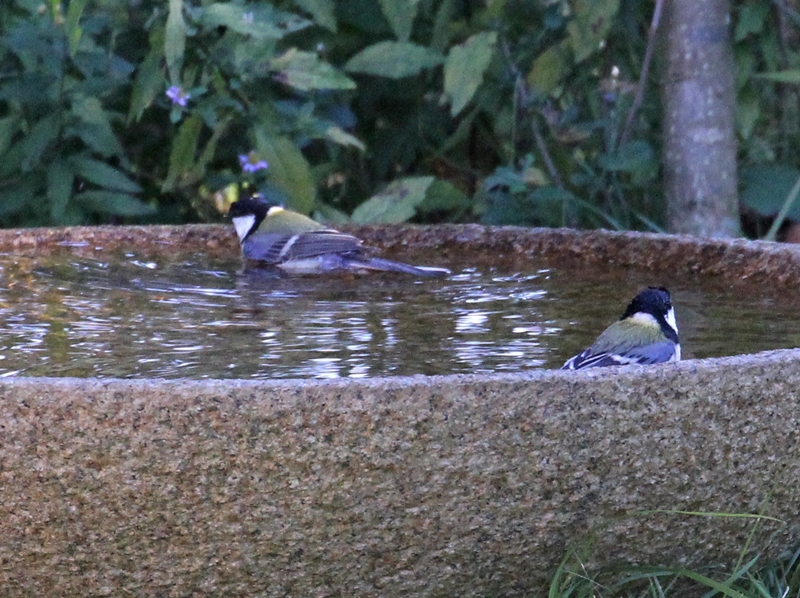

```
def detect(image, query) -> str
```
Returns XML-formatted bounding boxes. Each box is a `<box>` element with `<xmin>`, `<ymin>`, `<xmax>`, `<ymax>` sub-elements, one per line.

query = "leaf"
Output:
<box><xmin>199</xmin><ymin>3</ymin><xmax>312</xmax><ymax>39</ymax></box>
<box><xmin>323</xmin><ymin>125</ymin><xmax>365</xmax><ymax>150</ymax></box>
<box><xmin>66</xmin><ymin>122</ymin><xmax>124</xmax><ymax>158</ymax></box>
<box><xmin>292</xmin><ymin>0</ymin><xmax>337</xmax><ymax>32</ymax></box>
<box><xmin>270</xmin><ymin>49</ymin><xmax>356</xmax><ymax>91</ymax></box>
<box><xmin>444</xmin><ymin>31</ymin><xmax>497</xmax><ymax>117</ymax></box>
<box><xmin>73</xmin><ymin>191</ymin><xmax>156</xmax><ymax>216</ymax></box>
<box><xmin>741</xmin><ymin>164</ymin><xmax>800</xmax><ymax>220</ymax></box>
<box><xmin>72</xmin><ymin>49</ymin><xmax>135</xmax><ymax>83</ymax></box>
<box><xmin>336</xmin><ymin>0</ymin><xmax>392</xmax><ymax>34</ymax></box>
<box><xmin>480</xmin><ymin>191</ymin><xmax>538</xmax><ymax>226</ymax></box>
<box><xmin>480</xmin><ymin>185</ymin><xmax>576</xmax><ymax>227</ymax></box>
<box><xmin>65</xmin><ymin>0</ymin><xmax>88</xmax><ymax>56</ymax></box>
<box><xmin>0</xmin><ymin>116</ymin><xmax>20</xmax><ymax>158</ymax></box>
<box><xmin>736</xmin><ymin>90</ymin><xmax>760</xmax><ymax>140</ymax></box>
<box><xmin>567</xmin><ymin>0</ymin><xmax>620</xmax><ymax>63</ymax></box>
<box><xmin>19</xmin><ymin>113</ymin><xmax>60</xmax><ymax>170</ymax></box>
<box><xmin>378</xmin><ymin>0</ymin><xmax>420</xmax><ymax>42</ymax></box>
<box><xmin>0</xmin><ymin>143</ymin><xmax>24</xmax><ymax>179</ymax></box>
<box><xmin>314</xmin><ymin>202</ymin><xmax>351</xmax><ymax>225</ymax></box>
<box><xmin>735</xmin><ymin>45</ymin><xmax>756</xmax><ymax>91</ymax></box>
<box><xmin>0</xmin><ymin>176</ymin><xmax>36</xmax><ymax>217</ymax></box>
<box><xmin>10</xmin><ymin>0</ymin><xmax>40</xmax><ymax>13</ymax></box>
<box><xmin>184</xmin><ymin>116</ymin><xmax>233</xmax><ymax>186</ymax></box>
<box><xmin>598</xmin><ymin>140</ymin><xmax>655</xmax><ymax>173</ymax></box>
<box><xmin>351</xmin><ymin>176</ymin><xmax>434</xmax><ymax>224</ymax></box>
<box><xmin>128</xmin><ymin>26</ymin><xmax>166</xmax><ymax>123</ymax></box>
<box><xmin>70</xmin><ymin>156</ymin><xmax>142</xmax><ymax>193</ymax></box>
<box><xmin>163</xmin><ymin>113</ymin><xmax>203</xmax><ymax>191</ymax></box>
<box><xmin>431</xmin><ymin>0</ymin><xmax>457</xmax><ymax>50</ymax></box>
<box><xmin>345</xmin><ymin>41</ymin><xmax>444</xmax><ymax>79</ymax></box>
<box><xmin>47</xmin><ymin>158</ymin><xmax>75</xmax><ymax>221</ymax></box>
<box><xmin>71</xmin><ymin>94</ymin><xmax>110</xmax><ymax>126</ymax></box>
<box><xmin>0</xmin><ymin>74</ymin><xmax>53</xmax><ymax>104</ymax></box>
<box><xmin>527</xmin><ymin>42</ymin><xmax>571</xmax><ymax>96</ymax></box>
<box><xmin>255</xmin><ymin>130</ymin><xmax>316</xmax><ymax>214</ymax></box>
<box><xmin>484</xmin><ymin>161</ymin><xmax>532</xmax><ymax>194</ymax></box>
<box><xmin>754</xmin><ymin>70</ymin><xmax>800</xmax><ymax>83</ymax></box>
<box><xmin>418</xmin><ymin>179</ymin><xmax>469</xmax><ymax>214</ymax></box>
<box><xmin>735</xmin><ymin>1</ymin><xmax>769</xmax><ymax>42</ymax></box>
<box><xmin>166</xmin><ymin>0</ymin><xmax>186</xmax><ymax>83</ymax></box>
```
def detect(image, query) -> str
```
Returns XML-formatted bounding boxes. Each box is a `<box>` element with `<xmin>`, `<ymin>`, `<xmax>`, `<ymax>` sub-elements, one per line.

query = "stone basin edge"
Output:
<box><xmin>0</xmin><ymin>348</ymin><xmax>798</xmax><ymax>596</ymax></box>
<box><xmin>1</xmin><ymin>222</ymin><xmax>799</xmax><ymax>286</ymax></box>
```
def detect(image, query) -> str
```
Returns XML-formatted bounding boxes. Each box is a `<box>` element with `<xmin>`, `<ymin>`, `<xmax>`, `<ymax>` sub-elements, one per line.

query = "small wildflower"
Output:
<box><xmin>166</xmin><ymin>85</ymin><xmax>190</xmax><ymax>107</ymax></box>
<box><xmin>602</xmin><ymin>92</ymin><xmax>617</xmax><ymax>104</ymax></box>
<box><xmin>242</xmin><ymin>11</ymin><xmax>254</xmax><ymax>24</ymax></box>
<box><xmin>239</xmin><ymin>152</ymin><xmax>269</xmax><ymax>173</ymax></box>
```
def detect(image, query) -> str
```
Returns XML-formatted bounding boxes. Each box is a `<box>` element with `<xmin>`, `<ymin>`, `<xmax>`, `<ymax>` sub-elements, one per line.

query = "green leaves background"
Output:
<box><xmin>0</xmin><ymin>0</ymin><xmax>790</xmax><ymax>233</ymax></box>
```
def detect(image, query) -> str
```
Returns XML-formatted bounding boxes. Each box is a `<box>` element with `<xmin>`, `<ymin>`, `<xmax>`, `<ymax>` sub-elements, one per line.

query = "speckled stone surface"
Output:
<box><xmin>0</xmin><ymin>224</ymin><xmax>799</xmax><ymax>596</ymax></box>
<box><xmin>4</xmin><ymin>222</ymin><xmax>800</xmax><ymax>287</ymax></box>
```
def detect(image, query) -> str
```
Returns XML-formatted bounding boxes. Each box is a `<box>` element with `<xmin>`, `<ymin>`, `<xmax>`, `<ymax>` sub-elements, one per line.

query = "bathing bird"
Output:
<box><xmin>561</xmin><ymin>286</ymin><xmax>680</xmax><ymax>369</ymax></box>
<box><xmin>228</xmin><ymin>196</ymin><xmax>451</xmax><ymax>276</ymax></box>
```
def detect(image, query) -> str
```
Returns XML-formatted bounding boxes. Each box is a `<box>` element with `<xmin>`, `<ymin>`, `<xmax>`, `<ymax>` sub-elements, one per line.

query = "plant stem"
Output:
<box><xmin>619</xmin><ymin>0</ymin><xmax>665</xmax><ymax>147</ymax></box>
<box><xmin>765</xmin><ymin>173</ymin><xmax>800</xmax><ymax>241</ymax></box>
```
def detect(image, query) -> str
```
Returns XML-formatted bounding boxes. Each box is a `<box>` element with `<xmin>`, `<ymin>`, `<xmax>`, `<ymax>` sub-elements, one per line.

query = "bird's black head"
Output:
<box><xmin>621</xmin><ymin>286</ymin><xmax>672</xmax><ymax>320</ymax></box>
<box><xmin>228</xmin><ymin>195</ymin><xmax>277</xmax><ymax>220</ymax></box>
<box><xmin>229</xmin><ymin>195</ymin><xmax>282</xmax><ymax>243</ymax></box>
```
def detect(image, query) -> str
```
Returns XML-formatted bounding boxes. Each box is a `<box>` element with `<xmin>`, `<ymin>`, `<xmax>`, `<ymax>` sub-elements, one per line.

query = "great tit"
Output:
<box><xmin>228</xmin><ymin>196</ymin><xmax>451</xmax><ymax>276</ymax></box>
<box><xmin>561</xmin><ymin>286</ymin><xmax>680</xmax><ymax>370</ymax></box>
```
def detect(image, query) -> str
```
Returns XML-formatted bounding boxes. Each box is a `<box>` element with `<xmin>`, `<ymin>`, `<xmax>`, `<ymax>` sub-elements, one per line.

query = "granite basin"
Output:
<box><xmin>0</xmin><ymin>223</ymin><xmax>798</xmax><ymax>597</ymax></box>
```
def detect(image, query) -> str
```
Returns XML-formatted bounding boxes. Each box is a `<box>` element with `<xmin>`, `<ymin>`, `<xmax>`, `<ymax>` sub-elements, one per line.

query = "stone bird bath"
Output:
<box><xmin>0</xmin><ymin>223</ymin><xmax>798</xmax><ymax>596</ymax></box>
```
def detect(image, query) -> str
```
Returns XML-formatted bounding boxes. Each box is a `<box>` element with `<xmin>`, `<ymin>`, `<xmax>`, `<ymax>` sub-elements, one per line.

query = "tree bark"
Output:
<box><xmin>662</xmin><ymin>0</ymin><xmax>739</xmax><ymax>237</ymax></box>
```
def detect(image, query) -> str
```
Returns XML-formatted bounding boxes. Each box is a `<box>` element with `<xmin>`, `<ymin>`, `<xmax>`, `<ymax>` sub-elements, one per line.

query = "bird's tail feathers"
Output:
<box><xmin>349</xmin><ymin>257</ymin><xmax>450</xmax><ymax>277</ymax></box>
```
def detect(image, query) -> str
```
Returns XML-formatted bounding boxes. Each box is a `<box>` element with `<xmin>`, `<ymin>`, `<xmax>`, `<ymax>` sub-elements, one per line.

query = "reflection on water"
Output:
<box><xmin>0</xmin><ymin>252</ymin><xmax>798</xmax><ymax>379</ymax></box>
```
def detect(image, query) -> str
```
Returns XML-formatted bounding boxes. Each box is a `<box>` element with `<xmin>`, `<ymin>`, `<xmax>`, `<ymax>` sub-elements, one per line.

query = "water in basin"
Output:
<box><xmin>0</xmin><ymin>250</ymin><xmax>797</xmax><ymax>379</ymax></box>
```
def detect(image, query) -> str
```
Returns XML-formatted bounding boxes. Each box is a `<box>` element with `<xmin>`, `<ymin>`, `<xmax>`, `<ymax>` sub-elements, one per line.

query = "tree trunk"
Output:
<box><xmin>662</xmin><ymin>0</ymin><xmax>739</xmax><ymax>237</ymax></box>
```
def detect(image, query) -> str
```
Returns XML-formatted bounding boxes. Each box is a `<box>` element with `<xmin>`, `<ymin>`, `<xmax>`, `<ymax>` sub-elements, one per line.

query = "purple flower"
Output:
<box><xmin>239</xmin><ymin>152</ymin><xmax>269</xmax><ymax>173</ymax></box>
<box><xmin>166</xmin><ymin>85</ymin><xmax>190</xmax><ymax>107</ymax></box>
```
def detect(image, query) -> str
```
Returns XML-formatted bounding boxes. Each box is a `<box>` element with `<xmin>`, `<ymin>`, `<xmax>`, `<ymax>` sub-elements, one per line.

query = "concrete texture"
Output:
<box><xmin>0</xmin><ymin>224</ymin><xmax>798</xmax><ymax>595</ymax></box>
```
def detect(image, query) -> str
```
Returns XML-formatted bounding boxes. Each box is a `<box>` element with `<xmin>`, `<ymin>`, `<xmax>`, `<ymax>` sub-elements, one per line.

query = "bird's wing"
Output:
<box><xmin>343</xmin><ymin>256</ymin><xmax>451</xmax><ymax>277</ymax></box>
<box><xmin>562</xmin><ymin>340</ymin><xmax>677</xmax><ymax>370</ymax></box>
<box><xmin>622</xmin><ymin>341</ymin><xmax>678</xmax><ymax>364</ymax></box>
<box><xmin>244</xmin><ymin>230</ymin><xmax>363</xmax><ymax>264</ymax></box>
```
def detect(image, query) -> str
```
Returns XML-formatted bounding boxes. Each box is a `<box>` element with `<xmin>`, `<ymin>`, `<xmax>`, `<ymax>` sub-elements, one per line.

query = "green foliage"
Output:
<box><xmin>733</xmin><ymin>0</ymin><xmax>800</xmax><ymax>238</ymax></box>
<box><xmin>444</xmin><ymin>32</ymin><xmax>497</xmax><ymax>117</ymax></box>
<box><xmin>0</xmin><ymin>0</ymin><xmax>789</xmax><ymax>233</ymax></box>
<box><xmin>351</xmin><ymin>176</ymin><xmax>434</xmax><ymax>224</ymax></box>
<box><xmin>255</xmin><ymin>131</ymin><xmax>316</xmax><ymax>216</ymax></box>
<box><xmin>344</xmin><ymin>41</ymin><xmax>444</xmax><ymax>78</ymax></box>
<box><xmin>0</xmin><ymin>0</ymin><xmax>359</xmax><ymax>225</ymax></box>
<box><xmin>567</xmin><ymin>0</ymin><xmax>620</xmax><ymax>63</ymax></box>
<box><xmin>326</xmin><ymin>0</ymin><xmax>665</xmax><ymax>229</ymax></box>
<box><xmin>548</xmin><ymin>543</ymin><xmax>800</xmax><ymax>598</ymax></box>
<box><xmin>741</xmin><ymin>164</ymin><xmax>800</xmax><ymax>220</ymax></box>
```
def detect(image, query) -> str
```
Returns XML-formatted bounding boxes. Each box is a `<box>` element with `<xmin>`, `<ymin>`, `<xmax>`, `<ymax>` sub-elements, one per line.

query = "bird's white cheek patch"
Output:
<box><xmin>665</xmin><ymin>307</ymin><xmax>678</xmax><ymax>333</ymax></box>
<box><xmin>232</xmin><ymin>214</ymin><xmax>256</xmax><ymax>241</ymax></box>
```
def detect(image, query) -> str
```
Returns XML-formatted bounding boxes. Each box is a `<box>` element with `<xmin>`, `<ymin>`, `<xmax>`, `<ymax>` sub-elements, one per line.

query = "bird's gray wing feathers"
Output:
<box><xmin>345</xmin><ymin>257</ymin><xmax>451</xmax><ymax>277</ymax></box>
<box><xmin>241</xmin><ymin>233</ymin><xmax>292</xmax><ymax>262</ymax></box>
<box><xmin>623</xmin><ymin>341</ymin><xmax>677</xmax><ymax>365</ymax></box>
<box><xmin>282</xmin><ymin>232</ymin><xmax>363</xmax><ymax>260</ymax></box>
<box><xmin>244</xmin><ymin>231</ymin><xmax>363</xmax><ymax>263</ymax></box>
<box><xmin>562</xmin><ymin>341</ymin><xmax>676</xmax><ymax>370</ymax></box>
